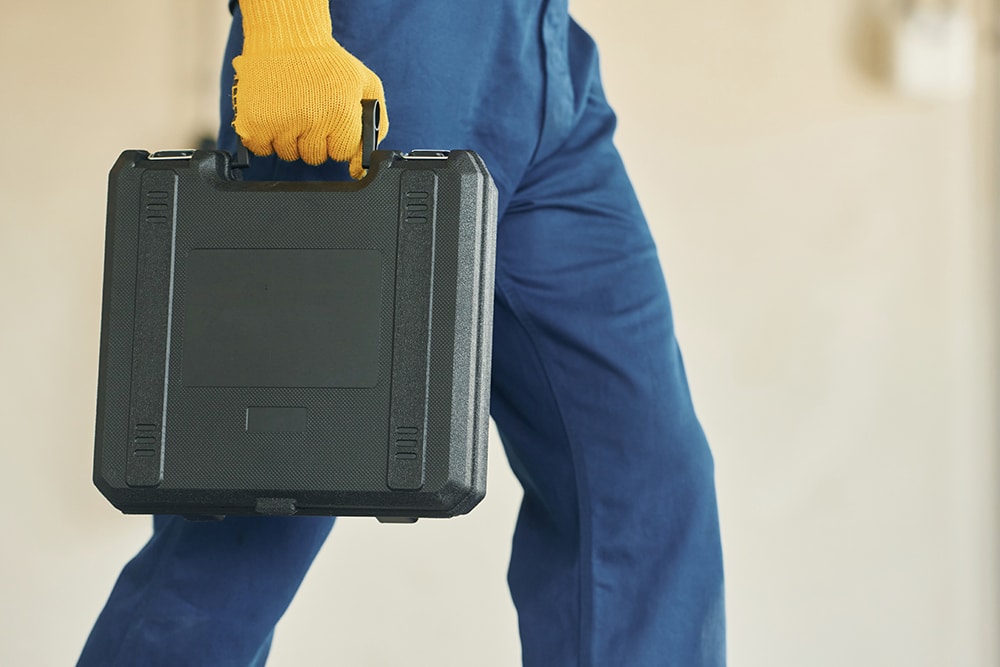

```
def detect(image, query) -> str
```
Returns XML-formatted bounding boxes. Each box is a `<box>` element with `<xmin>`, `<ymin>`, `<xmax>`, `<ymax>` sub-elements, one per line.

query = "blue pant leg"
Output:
<box><xmin>489</xmin><ymin>32</ymin><xmax>726</xmax><ymax>667</ymax></box>
<box><xmin>77</xmin><ymin>515</ymin><xmax>333</xmax><ymax>666</ymax></box>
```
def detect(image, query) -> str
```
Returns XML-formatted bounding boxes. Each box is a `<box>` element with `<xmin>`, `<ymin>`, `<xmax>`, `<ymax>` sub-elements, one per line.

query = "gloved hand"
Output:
<box><xmin>232</xmin><ymin>0</ymin><xmax>388</xmax><ymax>178</ymax></box>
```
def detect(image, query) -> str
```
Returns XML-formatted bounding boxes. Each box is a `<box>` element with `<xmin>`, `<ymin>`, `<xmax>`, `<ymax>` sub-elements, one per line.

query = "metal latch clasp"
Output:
<box><xmin>401</xmin><ymin>150</ymin><xmax>451</xmax><ymax>160</ymax></box>
<box><xmin>148</xmin><ymin>150</ymin><xmax>195</xmax><ymax>161</ymax></box>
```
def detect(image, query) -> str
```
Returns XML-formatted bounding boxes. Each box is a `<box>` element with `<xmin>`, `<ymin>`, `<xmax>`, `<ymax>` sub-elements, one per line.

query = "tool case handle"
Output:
<box><xmin>232</xmin><ymin>98</ymin><xmax>381</xmax><ymax>170</ymax></box>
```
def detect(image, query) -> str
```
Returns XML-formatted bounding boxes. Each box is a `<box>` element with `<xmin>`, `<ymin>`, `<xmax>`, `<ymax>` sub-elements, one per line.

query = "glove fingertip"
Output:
<box><xmin>299</xmin><ymin>137</ymin><xmax>327</xmax><ymax>166</ymax></box>
<box><xmin>327</xmin><ymin>132</ymin><xmax>356</xmax><ymax>164</ymax></box>
<box><xmin>241</xmin><ymin>136</ymin><xmax>273</xmax><ymax>158</ymax></box>
<box><xmin>273</xmin><ymin>135</ymin><xmax>301</xmax><ymax>163</ymax></box>
<box><xmin>348</xmin><ymin>152</ymin><xmax>365</xmax><ymax>180</ymax></box>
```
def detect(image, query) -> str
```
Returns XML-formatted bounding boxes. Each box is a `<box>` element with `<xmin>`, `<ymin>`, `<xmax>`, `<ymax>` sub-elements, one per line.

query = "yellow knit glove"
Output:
<box><xmin>232</xmin><ymin>0</ymin><xmax>388</xmax><ymax>178</ymax></box>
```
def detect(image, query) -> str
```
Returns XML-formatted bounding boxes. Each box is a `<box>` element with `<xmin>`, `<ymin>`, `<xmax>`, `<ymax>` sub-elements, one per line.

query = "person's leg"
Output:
<box><xmin>488</xmin><ymin>21</ymin><xmax>726</xmax><ymax>666</ymax></box>
<box><xmin>77</xmin><ymin>515</ymin><xmax>333</xmax><ymax>666</ymax></box>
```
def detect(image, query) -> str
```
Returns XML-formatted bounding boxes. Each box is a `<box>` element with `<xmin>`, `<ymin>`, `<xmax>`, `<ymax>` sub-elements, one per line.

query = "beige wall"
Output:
<box><xmin>1</xmin><ymin>1</ymin><xmax>997</xmax><ymax>665</ymax></box>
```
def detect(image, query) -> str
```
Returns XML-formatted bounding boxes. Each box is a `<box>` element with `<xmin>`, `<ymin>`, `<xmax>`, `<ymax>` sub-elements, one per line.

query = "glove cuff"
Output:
<box><xmin>240</xmin><ymin>0</ymin><xmax>337</xmax><ymax>54</ymax></box>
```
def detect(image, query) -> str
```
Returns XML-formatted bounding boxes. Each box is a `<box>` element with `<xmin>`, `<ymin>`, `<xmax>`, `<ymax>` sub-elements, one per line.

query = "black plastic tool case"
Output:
<box><xmin>94</xmin><ymin>146</ymin><xmax>497</xmax><ymax>521</ymax></box>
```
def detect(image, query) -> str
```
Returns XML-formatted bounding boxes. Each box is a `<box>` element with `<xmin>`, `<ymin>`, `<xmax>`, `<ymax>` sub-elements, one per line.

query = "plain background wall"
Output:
<box><xmin>1</xmin><ymin>1</ymin><xmax>998</xmax><ymax>665</ymax></box>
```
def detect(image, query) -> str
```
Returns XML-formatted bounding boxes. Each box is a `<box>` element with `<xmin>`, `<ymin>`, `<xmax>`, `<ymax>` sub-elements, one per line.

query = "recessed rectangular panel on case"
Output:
<box><xmin>183</xmin><ymin>248</ymin><xmax>381</xmax><ymax>388</ymax></box>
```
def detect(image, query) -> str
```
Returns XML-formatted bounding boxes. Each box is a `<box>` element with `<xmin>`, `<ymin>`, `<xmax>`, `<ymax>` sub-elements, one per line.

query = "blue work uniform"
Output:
<box><xmin>79</xmin><ymin>2</ymin><xmax>726</xmax><ymax>665</ymax></box>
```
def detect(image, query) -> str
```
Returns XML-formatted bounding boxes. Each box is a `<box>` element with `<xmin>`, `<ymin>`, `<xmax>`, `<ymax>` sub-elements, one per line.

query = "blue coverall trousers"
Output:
<box><xmin>79</xmin><ymin>2</ymin><xmax>726</xmax><ymax>665</ymax></box>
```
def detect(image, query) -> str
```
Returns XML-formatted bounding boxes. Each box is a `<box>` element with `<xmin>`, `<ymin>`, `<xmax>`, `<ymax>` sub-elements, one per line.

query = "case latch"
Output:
<box><xmin>148</xmin><ymin>150</ymin><xmax>195</xmax><ymax>161</ymax></box>
<box><xmin>401</xmin><ymin>150</ymin><xmax>451</xmax><ymax>160</ymax></box>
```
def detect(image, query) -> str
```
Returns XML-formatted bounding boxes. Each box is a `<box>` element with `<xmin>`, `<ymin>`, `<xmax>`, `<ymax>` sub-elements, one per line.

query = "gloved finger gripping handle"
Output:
<box><xmin>232</xmin><ymin>98</ymin><xmax>381</xmax><ymax>170</ymax></box>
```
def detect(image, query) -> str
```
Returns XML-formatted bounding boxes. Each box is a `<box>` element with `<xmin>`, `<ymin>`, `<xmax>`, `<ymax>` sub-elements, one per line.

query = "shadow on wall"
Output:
<box><xmin>849</xmin><ymin>0</ymin><xmax>894</xmax><ymax>84</ymax></box>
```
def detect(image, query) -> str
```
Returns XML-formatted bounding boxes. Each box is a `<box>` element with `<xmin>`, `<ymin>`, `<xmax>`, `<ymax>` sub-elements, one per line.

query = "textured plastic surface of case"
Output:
<box><xmin>94</xmin><ymin>149</ymin><xmax>497</xmax><ymax>519</ymax></box>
